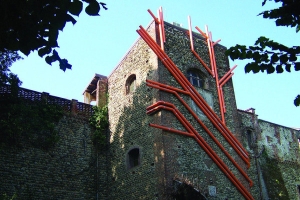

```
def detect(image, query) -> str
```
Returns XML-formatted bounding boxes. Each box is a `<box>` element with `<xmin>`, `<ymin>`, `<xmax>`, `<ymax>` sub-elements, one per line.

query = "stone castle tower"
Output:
<box><xmin>1</xmin><ymin>8</ymin><xmax>300</xmax><ymax>200</ymax></box>
<box><xmin>84</xmin><ymin>11</ymin><xmax>300</xmax><ymax>199</ymax></box>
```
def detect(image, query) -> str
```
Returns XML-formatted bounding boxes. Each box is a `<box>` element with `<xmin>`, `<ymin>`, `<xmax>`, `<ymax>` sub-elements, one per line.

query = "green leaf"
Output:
<box><xmin>288</xmin><ymin>53</ymin><xmax>297</xmax><ymax>62</ymax></box>
<box><xmin>240</xmin><ymin>50</ymin><xmax>247</xmax><ymax>59</ymax></box>
<box><xmin>271</xmin><ymin>54</ymin><xmax>279</xmax><ymax>63</ymax></box>
<box><xmin>253</xmin><ymin>52</ymin><xmax>261</xmax><ymax>62</ymax></box>
<box><xmin>245</xmin><ymin>63</ymin><xmax>252</xmax><ymax>73</ymax></box>
<box><xmin>59</xmin><ymin>59</ymin><xmax>72</xmax><ymax>71</ymax></box>
<box><xmin>266</xmin><ymin>64</ymin><xmax>275</xmax><ymax>74</ymax></box>
<box><xmin>295</xmin><ymin>62</ymin><xmax>300</xmax><ymax>71</ymax></box>
<box><xmin>48</xmin><ymin>29</ymin><xmax>59</xmax><ymax>45</ymax></box>
<box><xmin>38</xmin><ymin>46</ymin><xmax>51</xmax><ymax>57</ymax></box>
<box><xmin>45</xmin><ymin>55</ymin><xmax>55</xmax><ymax>65</ymax></box>
<box><xmin>19</xmin><ymin>45</ymin><xmax>31</xmax><ymax>56</ymax></box>
<box><xmin>69</xmin><ymin>0</ymin><xmax>83</xmax><ymax>16</ymax></box>
<box><xmin>279</xmin><ymin>54</ymin><xmax>288</xmax><ymax>63</ymax></box>
<box><xmin>245</xmin><ymin>62</ymin><xmax>258</xmax><ymax>73</ymax></box>
<box><xmin>85</xmin><ymin>1</ymin><xmax>100</xmax><ymax>16</ymax></box>
<box><xmin>285</xmin><ymin>64</ymin><xmax>291</xmax><ymax>72</ymax></box>
<box><xmin>100</xmin><ymin>2</ymin><xmax>108</xmax><ymax>10</ymax></box>
<box><xmin>294</xmin><ymin>95</ymin><xmax>300</xmax><ymax>107</ymax></box>
<box><xmin>54</xmin><ymin>15</ymin><xmax>67</xmax><ymax>31</ymax></box>
<box><xmin>246</xmin><ymin>50</ymin><xmax>253</xmax><ymax>59</ymax></box>
<box><xmin>66</xmin><ymin>14</ymin><xmax>77</xmax><ymax>25</ymax></box>
<box><xmin>276</xmin><ymin>65</ymin><xmax>283</xmax><ymax>73</ymax></box>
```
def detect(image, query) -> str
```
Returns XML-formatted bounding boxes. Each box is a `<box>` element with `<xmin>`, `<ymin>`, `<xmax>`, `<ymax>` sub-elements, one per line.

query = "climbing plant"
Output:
<box><xmin>0</xmin><ymin>92</ymin><xmax>64</xmax><ymax>149</ymax></box>
<box><xmin>0</xmin><ymin>193</ymin><xmax>17</xmax><ymax>200</ymax></box>
<box><xmin>260</xmin><ymin>150</ymin><xmax>289</xmax><ymax>199</ymax></box>
<box><xmin>89</xmin><ymin>104</ymin><xmax>108</xmax><ymax>148</ymax></box>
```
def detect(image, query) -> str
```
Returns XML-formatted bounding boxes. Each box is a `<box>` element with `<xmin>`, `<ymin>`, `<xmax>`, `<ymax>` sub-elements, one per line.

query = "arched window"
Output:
<box><xmin>187</xmin><ymin>69</ymin><xmax>204</xmax><ymax>88</ymax></box>
<box><xmin>127</xmin><ymin>148</ymin><xmax>140</xmax><ymax>169</ymax></box>
<box><xmin>126</xmin><ymin>74</ymin><xmax>136</xmax><ymax>94</ymax></box>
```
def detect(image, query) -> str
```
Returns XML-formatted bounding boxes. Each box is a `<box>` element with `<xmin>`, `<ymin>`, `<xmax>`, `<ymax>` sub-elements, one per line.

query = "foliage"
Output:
<box><xmin>0</xmin><ymin>193</ymin><xmax>17</xmax><ymax>200</ymax></box>
<box><xmin>0</xmin><ymin>92</ymin><xmax>64</xmax><ymax>150</ymax></box>
<box><xmin>260</xmin><ymin>150</ymin><xmax>289</xmax><ymax>199</ymax></box>
<box><xmin>0</xmin><ymin>0</ymin><xmax>107</xmax><ymax>72</ymax></box>
<box><xmin>0</xmin><ymin>51</ymin><xmax>22</xmax><ymax>86</ymax></box>
<box><xmin>89</xmin><ymin>105</ymin><xmax>108</xmax><ymax>148</ymax></box>
<box><xmin>226</xmin><ymin>0</ymin><xmax>300</xmax><ymax>106</ymax></box>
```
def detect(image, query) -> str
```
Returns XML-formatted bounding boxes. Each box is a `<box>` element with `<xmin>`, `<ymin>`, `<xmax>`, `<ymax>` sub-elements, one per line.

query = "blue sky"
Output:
<box><xmin>11</xmin><ymin>0</ymin><xmax>299</xmax><ymax>128</ymax></box>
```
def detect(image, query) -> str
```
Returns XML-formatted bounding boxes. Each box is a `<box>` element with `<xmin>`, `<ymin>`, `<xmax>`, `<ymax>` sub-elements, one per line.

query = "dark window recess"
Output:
<box><xmin>187</xmin><ymin>70</ymin><xmax>204</xmax><ymax>88</ymax></box>
<box><xmin>297</xmin><ymin>185</ymin><xmax>300</xmax><ymax>196</ymax></box>
<box><xmin>247</xmin><ymin>130</ymin><xmax>253</xmax><ymax>148</ymax></box>
<box><xmin>128</xmin><ymin>148</ymin><xmax>140</xmax><ymax>169</ymax></box>
<box><xmin>126</xmin><ymin>74</ymin><xmax>136</xmax><ymax>94</ymax></box>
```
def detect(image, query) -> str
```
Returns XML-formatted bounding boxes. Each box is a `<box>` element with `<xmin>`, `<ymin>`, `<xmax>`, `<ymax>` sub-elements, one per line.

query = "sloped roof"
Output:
<box><xmin>83</xmin><ymin>73</ymin><xmax>107</xmax><ymax>95</ymax></box>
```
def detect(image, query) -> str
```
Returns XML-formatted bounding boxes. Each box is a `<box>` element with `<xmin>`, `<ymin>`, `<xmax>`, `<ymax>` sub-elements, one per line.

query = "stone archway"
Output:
<box><xmin>172</xmin><ymin>180</ymin><xmax>207</xmax><ymax>200</ymax></box>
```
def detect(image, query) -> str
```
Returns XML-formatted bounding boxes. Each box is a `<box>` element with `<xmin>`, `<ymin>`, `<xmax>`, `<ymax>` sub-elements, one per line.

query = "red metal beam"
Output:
<box><xmin>137</xmin><ymin>17</ymin><xmax>254</xmax><ymax>198</ymax></box>
<box><xmin>146</xmin><ymin>79</ymin><xmax>189</xmax><ymax>95</ymax></box>
<box><xmin>195</xmin><ymin>26</ymin><xmax>207</xmax><ymax>39</ymax></box>
<box><xmin>149</xmin><ymin>123</ymin><xmax>192</xmax><ymax>137</ymax></box>
<box><xmin>219</xmin><ymin>65</ymin><xmax>237</xmax><ymax>84</ymax></box>
<box><xmin>188</xmin><ymin>16</ymin><xmax>194</xmax><ymax>51</ymax></box>
<box><xmin>191</xmin><ymin>50</ymin><xmax>214</xmax><ymax>76</ymax></box>
<box><xmin>146</xmin><ymin>80</ymin><xmax>250</xmax><ymax>165</ymax></box>
<box><xmin>220</xmin><ymin>73</ymin><xmax>234</xmax><ymax>88</ymax></box>
<box><xmin>213</xmin><ymin>39</ymin><xmax>221</xmax><ymax>46</ymax></box>
<box><xmin>137</xmin><ymin>26</ymin><xmax>249</xmax><ymax>160</ymax></box>
<box><xmin>157</xmin><ymin>7</ymin><xmax>165</xmax><ymax>50</ymax></box>
<box><xmin>146</xmin><ymin>102</ymin><xmax>253</xmax><ymax>197</ymax></box>
<box><xmin>147</xmin><ymin>9</ymin><xmax>159</xmax><ymax>24</ymax></box>
<box><xmin>146</xmin><ymin>99</ymin><xmax>253</xmax><ymax>186</ymax></box>
<box><xmin>205</xmin><ymin>28</ymin><xmax>226</xmax><ymax>123</ymax></box>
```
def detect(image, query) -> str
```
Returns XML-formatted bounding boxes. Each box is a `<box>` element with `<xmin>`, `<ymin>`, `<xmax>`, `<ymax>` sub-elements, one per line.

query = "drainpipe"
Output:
<box><xmin>251</xmin><ymin>109</ymin><xmax>264</xmax><ymax>200</ymax></box>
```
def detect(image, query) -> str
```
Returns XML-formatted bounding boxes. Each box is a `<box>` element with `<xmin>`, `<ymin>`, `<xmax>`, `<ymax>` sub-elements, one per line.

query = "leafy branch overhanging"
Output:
<box><xmin>226</xmin><ymin>0</ymin><xmax>300</xmax><ymax>106</ymax></box>
<box><xmin>0</xmin><ymin>0</ymin><xmax>107</xmax><ymax>72</ymax></box>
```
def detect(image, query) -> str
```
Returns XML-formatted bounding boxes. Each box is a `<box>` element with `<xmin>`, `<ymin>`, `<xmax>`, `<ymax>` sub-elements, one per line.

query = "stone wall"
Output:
<box><xmin>107</xmin><ymin>21</ymin><xmax>163</xmax><ymax>199</ymax></box>
<box><xmin>0</xmin><ymin>114</ymin><xmax>103</xmax><ymax>200</ymax></box>
<box><xmin>0</xmin><ymin>88</ymin><xmax>107</xmax><ymax>200</ymax></box>
<box><xmin>258</xmin><ymin>120</ymin><xmax>300</xmax><ymax>199</ymax></box>
<box><xmin>239</xmin><ymin>110</ymin><xmax>300</xmax><ymax>199</ymax></box>
<box><xmin>108</xmin><ymin>21</ymin><xmax>251</xmax><ymax>199</ymax></box>
<box><xmin>158</xmin><ymin>22</ymin><xmax>248</xmax><ymax>199</ymax></box>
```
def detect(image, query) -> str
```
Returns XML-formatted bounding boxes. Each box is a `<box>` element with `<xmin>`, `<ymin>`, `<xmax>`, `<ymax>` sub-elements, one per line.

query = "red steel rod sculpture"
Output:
<box><xmin>146</xmin><ymin>101</ymin><xmax>253</xmax><ymax>199</ymax></box>
<box><xmin>137</xmin><ymin>10</ymin><xmax>254</xmax><ymax>198</ymax></box>
<box><xmin>137</xmin><ymin>26</ymin><xmax>248</xmax><ymax>160</ymax></box>
<box><xmin>146</xmin><ymin>81</ymin><xmax>253</xmax><ymax>186</ymax></box>
<box><xmin>188</xmin><ymin>16</ymin><xmax>214</xmax><ymax>77</ymax></box>
<box><xmin>188</xmin><ymin>16</ymin><xmax>238</xmax><ymax>124</ymax></box>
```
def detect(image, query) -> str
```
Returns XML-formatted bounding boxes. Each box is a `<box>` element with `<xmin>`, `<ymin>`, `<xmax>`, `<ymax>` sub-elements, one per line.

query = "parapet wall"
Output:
<box><xmin>0</xmin><ymin>85</ymin><xmax>93</xmax><ymax>116</ymax></box>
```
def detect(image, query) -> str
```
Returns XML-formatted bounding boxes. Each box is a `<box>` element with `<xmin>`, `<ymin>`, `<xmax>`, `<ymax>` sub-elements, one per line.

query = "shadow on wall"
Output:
<box><xmin>0</xmin><ymin>115</ymin><xmax>97</xmax><ymax>199</ymax></box>
<box><xmin>108</xmin><ymin>80</ymin><xmax>165</xmax><ymax>199</ymax></box>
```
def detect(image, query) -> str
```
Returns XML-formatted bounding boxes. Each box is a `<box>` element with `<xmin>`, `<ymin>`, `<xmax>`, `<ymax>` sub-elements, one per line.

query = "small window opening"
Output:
<box><xmin>297</xmin><ymin>185</ymin><xmax>300</xmax><ymax>197</ymax></box>
<box><xmin>187</xmin><ymin>70</ymin><xmax>204</xmax><ymax>88</ymax></box>
<box><xmin>126</xmin><ymin>74</ymin><xmax>136</xmax><ymax>94</ymax></box>
<box><xmin>128</xmin><ymin>148</ymin><xmax>140</xmax><ymax>169</ymax></box>
<box><xmin>247</xmin><ymin>130</ymin><xmax>253</xmax><ymax>148</ymax></box>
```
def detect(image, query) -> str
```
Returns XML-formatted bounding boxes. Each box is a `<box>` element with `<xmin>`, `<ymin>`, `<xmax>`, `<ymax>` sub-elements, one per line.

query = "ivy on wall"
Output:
<box><xmin>89</xmin><ymin>105</ymin><xmax>108</xmax><ymax>148</ymax></box>
<box><xmin>260</xmin><ymin>150</ymin><xmax>289</xmax><ymax>199</ymax></box>
<box><xmin>0</xmin><ymin>193</ymin><xmax>17</xmax><ymax>200</ymax></box>
<box><xmin>0</xmin><ymin>92</ymin><xmax>63</xmax><ymax>150</ymax></box>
